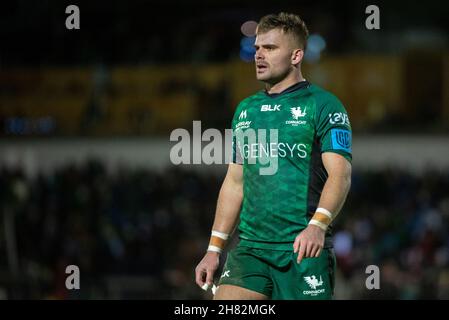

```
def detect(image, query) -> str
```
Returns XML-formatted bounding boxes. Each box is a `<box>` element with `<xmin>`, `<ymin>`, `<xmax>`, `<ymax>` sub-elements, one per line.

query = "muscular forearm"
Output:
<box><xmin>317</xmin><ymin>173</ymin><xmax>351</xmax><ymax>221</ymax></box>
<box><xmin>294</xmin><ymin>162</ymin><xmax>351</xmax><ymax>262</ymax></box>
<box><xmin>195</xmin><ymin>168</ymin><xmax>243</xmax><ymax>290</ymax></box>
<box><xmin>211</xmin><ymin>176</ymin><xmax>243</xmax><ymax>234</ymax></box>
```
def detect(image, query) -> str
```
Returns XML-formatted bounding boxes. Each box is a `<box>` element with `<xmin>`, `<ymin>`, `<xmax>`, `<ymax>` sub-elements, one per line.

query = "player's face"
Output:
<box><xmin>254</xmin><ymin>28</ymin><xmax>297</xmax><ymax>84</ymax></box>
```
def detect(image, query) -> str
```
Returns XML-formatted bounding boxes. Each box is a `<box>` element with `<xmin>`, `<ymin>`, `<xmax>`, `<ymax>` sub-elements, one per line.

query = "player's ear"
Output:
<box><xmin>291</xmin><ymin>48</ymin><xmax>304</xmax><ymax>65</ymax></box>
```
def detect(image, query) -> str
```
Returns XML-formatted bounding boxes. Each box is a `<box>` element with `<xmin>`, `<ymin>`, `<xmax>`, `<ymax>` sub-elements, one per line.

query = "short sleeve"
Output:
<box><xmin>315</xmin><ymin>94</ymin><xmax>352</xmax><ymax>162</ymax></box>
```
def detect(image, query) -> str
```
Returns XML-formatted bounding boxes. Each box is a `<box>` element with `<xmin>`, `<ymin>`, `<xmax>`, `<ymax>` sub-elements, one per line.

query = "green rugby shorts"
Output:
<box><xmin>218</xmin><ymin>244</ymin><xmax>336</xmax><ymax>300</ymax></box>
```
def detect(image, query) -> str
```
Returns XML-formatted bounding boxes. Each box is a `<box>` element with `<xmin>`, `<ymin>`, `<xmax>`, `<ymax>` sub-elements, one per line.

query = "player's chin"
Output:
<box><xmin>256</xmin><ymin>73</ymin><xmax>270</xmax><ymax>81</ymax></box>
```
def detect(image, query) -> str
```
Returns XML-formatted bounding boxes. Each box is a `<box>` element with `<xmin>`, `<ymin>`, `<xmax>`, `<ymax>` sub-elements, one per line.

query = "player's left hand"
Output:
<box><xmin>293</xmin><ymin>225</ymin><xmax>325</xmax><ymax>264</ymax></box>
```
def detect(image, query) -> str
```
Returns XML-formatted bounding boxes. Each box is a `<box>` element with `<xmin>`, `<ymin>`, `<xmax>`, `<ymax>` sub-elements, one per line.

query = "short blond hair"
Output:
<box><xmin>257</xmin><ymin>12</ymin><xmax>309</xmax><ymax>51</ymax></box>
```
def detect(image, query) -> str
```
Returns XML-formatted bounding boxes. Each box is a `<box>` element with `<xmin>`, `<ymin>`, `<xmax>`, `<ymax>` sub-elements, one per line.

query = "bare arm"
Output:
<box><xmin>211</xmin><ymin>163</ymin><xmax>244</xmax><ymax>234</ymax></box>
<box><xmin>317</xmin><ymin>152</ymin><xmax>352</xmax><ymax>218</ymax></box>
<box><xmin>294</xmin><ymin>152</ymin><xmax>351</xmax><ymax>263</ymax></box>
<box><xmin>195</xmin><ymin>163</ymin><xmax>243</xmax><ymax>289</ymax></box>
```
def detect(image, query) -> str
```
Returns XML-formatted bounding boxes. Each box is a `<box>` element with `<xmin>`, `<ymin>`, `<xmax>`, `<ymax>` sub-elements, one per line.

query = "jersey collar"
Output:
<box><xmin>263</xmin><ymin>80</ymin><xmax>310</xmax><ymax>98</ymax></box>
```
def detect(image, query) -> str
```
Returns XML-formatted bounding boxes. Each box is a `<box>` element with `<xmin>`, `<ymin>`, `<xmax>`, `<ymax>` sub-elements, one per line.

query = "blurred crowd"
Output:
<box><xmin>335</xmin><ymin>168</ymin><xmax>449</xmax><ymax>299</ymax></box>
<box><xmin>2</xmin><ymin>1</ymin><xmax>448</xmax><ymax>138</ymax></box>
<box><xmin>1</xmin><ymin>161</ymin><xmax>449</xmax><ymax>299</ymax></box>
<box><xmin>0</xmin><ymin>161</ymin><xmax>221</xmax><ymax>299</ymax></box>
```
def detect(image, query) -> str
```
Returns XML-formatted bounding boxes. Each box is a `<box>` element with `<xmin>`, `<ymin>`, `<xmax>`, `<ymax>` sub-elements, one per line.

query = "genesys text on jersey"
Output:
<box><xmin>169</xmin><ymin>121</ymin><xmax>283</xmax><ymax>175</ymax></box>
<box><xmin>169</xmin><ymin>121</ymin><xmax>351</xmax><ymax>176</ymax></box>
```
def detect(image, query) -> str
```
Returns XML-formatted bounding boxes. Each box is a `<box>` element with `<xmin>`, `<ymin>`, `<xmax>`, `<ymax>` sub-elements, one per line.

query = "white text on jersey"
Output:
<box><xmin>261</xmin><ymin>104</ymin><xmax>281</xmax><ymax>112</ymax></box>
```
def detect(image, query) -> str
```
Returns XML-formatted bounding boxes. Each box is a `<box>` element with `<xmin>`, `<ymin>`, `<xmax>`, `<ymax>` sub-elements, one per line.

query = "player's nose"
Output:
<box><xmin>255</xmin><ymin>52</ymin><xmax>264</xmax><ymax>61</ymax></box>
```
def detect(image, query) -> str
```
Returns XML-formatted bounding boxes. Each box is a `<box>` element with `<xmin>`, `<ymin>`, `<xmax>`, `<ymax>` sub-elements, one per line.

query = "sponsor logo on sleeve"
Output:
<box><xmin>328</xmin><ymin>112</ymin><xmax>350</xmax><ymax>126</ymax></box>
<box><xmin>331</xmin><ymin>128</ymin><xmax>352</xmax><ymax>153</ymax></box>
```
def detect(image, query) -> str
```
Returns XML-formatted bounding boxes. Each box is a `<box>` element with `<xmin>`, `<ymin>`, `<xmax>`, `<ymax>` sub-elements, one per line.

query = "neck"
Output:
<box><xmin>265</xmin><ymin>70</ymin><xmax>305</xmax><ymax>94</ymax></box>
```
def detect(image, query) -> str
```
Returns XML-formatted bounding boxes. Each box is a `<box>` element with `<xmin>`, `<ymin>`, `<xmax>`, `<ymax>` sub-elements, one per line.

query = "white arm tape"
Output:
<box><xmin>207</xmin><ymin>245</ymin><xmax>223</xmax><ymax>253</ymax></box>
<box><xmin>309</xmin><ymin>219</ymin><xmax>328</xmax><ymax>231</ymax></box>
<box><xmin>316</xmin><ymin>207</ymin><xmax>333</xmax><ymax>219</ymax></box>
<box><xmin>211</xmin><ymin>230</ymin><xmax>229</xmax><ymax>240</ymax></box>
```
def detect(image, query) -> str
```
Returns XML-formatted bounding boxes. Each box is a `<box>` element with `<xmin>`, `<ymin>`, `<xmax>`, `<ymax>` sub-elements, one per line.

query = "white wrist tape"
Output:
<box><xmin>309</xmin><ymin>219</ymin><xmax>328</xmax><ymax>231</ymax></box>
<box><xmin>316</xmin><ymin>207</ymin><xmax>333</xmax><ymax>219</ymax></box>
<box><xmin>207</xmin><ymin>245</ymin><xmax>223</xmax><ymax>253</ymax></box>
<box><xmin>211</xmin><ymin>230</ymin><xmax>229</xmax><ymax>240</ymax></box>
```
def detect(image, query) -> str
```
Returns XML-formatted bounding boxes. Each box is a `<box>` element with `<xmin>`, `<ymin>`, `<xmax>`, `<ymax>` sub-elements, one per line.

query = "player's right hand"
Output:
<box><xmin>195</xmin><ymin>251</ymin><xmax>220</xmax><ymax>289</ymax></box>
<box><xmin>293</xmin><ymin>224</ymin><xmax>325</xmax><ymax>264</ymax></box>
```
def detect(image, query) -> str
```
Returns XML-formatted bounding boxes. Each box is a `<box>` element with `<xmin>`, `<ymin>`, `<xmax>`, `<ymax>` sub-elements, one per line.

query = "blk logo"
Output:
<box><xmin>261</xmin><ymin>104</ymin><xmax>281</xmax><ymax>112</ymax></box>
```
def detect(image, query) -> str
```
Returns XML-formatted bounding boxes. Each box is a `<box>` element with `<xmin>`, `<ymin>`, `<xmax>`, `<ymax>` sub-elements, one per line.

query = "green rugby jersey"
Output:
<box><xmin>231</xmin><ymin>81</ymin><xmax>352</xmax><ymax>250</ymax></box>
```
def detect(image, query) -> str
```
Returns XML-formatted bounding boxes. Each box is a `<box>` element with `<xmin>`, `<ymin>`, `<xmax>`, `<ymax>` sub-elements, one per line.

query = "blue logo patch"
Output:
<box><xmin>331</xmin><ymin>129</ymin><xmax>352</xmax><ymax>153</ymax></box>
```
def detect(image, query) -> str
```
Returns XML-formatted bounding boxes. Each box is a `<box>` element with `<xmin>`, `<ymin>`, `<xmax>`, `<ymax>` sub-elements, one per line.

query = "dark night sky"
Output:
<box><xmin>1</xmin><ymin>0</ymin><xmax>447</xmax><ymax>66</ymax></box>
